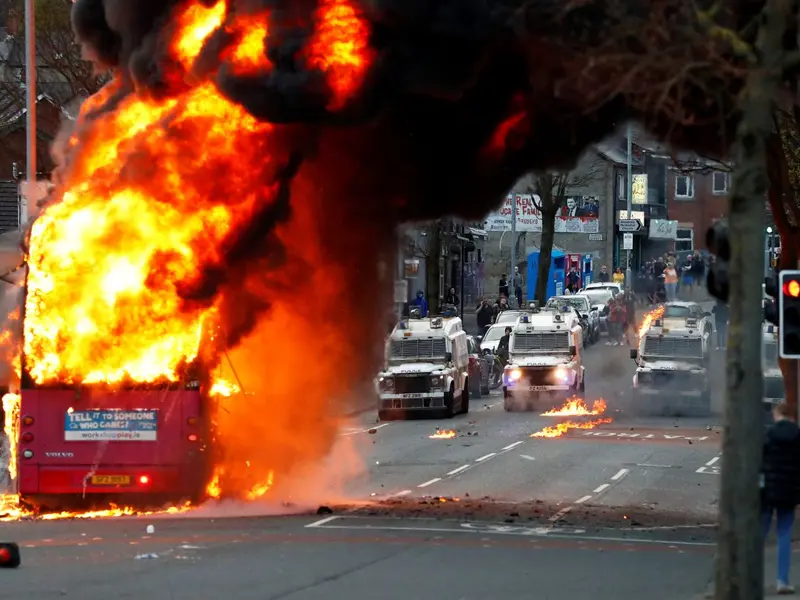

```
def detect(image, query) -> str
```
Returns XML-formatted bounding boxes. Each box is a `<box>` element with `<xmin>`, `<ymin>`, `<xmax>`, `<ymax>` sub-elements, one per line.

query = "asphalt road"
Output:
<box><xmin>0</xmin><ymin>319</ymin><xmax>723</xmax><ymax>599</ymax></box>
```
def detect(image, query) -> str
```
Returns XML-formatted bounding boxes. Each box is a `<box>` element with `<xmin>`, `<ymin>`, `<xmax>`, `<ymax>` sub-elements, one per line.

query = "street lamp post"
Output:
<box><xmin>765</xmin><ymin>226</ymin><xmax>773</xmax><ymax>277</ymax></box>
<box><xmin>625</xmin><ymin>123</ymin><xmax>633</xmax><ymax>290</ymax></box>
<box><xmin>23</xmin><ymin>0</ymin><xmax>36</xmax><ymax>225</ymax></box>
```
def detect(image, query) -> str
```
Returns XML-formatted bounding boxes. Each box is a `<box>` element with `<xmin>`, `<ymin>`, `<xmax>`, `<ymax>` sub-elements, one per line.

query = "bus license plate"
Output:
<box><xmin>91</xmin><ymin>475</ymin><xmax>130</xmax><ymax>485</ymax></box>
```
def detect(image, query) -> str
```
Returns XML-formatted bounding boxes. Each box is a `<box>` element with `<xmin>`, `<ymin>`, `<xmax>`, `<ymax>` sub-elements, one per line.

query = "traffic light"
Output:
<box><xmin>0</xmin><ymin>542</ymin><xmax>20</xmax><ymax>568</ymax></box>
<box><xmin>706</xmin><ymin>221</ymin><xmax>730</xmax><ymax>302</ymax></box>
<box><xmin>779</xmin><ymin>270</ymin><xmax>800</xmax><ymax>358</ymax></box>
<box><xmin>765</xmin><ymin>273</ymin><xmax>779</xmax><ymax>325</ymax></box>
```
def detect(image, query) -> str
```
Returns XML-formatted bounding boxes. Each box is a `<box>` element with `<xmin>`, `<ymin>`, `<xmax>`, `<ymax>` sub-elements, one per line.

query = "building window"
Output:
<box><xmin>675</xmin><ymin>174</ymin><xmax>694</xmax><ymax>199</ymax></box>
<box><xmin>675</xmin><ymin>228</ymin><xmax>694</xmax><ymax>253</ymax></box>
<box><xmin>712</xmin><ymin>171</ymin><xmax>729</xmax><ymax>195</ymax></box>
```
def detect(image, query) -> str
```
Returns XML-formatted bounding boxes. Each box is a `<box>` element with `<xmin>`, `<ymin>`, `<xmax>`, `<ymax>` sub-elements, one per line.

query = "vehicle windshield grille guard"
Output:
<box><xmin>390</xmin><ymin>338</ymin><xmax>447</xmax><ymax>360</ymax></box>
<box><xmin>512</xmin><ymin>332</ymin><xmax>570</xmax><ymax>353</ymax></box>
<box><xmin>642</xmin><ymin>336</ymin><xmax>703</xmax><ymax>359</ymax></box>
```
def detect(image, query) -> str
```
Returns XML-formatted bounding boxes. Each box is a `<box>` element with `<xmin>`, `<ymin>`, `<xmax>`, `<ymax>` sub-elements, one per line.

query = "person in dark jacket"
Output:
<box><xmin>762</xmin><ymin>402</ymin><xmax>800</xmax><ymax>594</ymax></box>
<box><xmin>597</xmin><ymin>265</ymin><xmax>610</xmax><ymax>283</ymax></box>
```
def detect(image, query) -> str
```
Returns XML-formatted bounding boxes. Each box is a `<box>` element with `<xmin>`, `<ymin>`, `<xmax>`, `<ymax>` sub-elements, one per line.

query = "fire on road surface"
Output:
<box><xmin>531</xmin><ymin>397</ymin><xmax>613</xmax><ymax>438</ymax></box>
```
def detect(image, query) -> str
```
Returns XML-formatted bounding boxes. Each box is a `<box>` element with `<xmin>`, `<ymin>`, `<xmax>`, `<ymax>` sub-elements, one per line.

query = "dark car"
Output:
<box><xmin>466</xmin><ymin>335</ymin><xmax>491</xmax><ymax>397</ymax></box>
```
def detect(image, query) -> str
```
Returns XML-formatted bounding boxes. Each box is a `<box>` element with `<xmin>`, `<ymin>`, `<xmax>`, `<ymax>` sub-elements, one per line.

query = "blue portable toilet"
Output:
<box><xmin>582</xmin><ymin>254</ymin><xmax>594</xmax><ymax>288</ymax></box>
<box><xmin>527</xmin><ymin>248</ymin><xmax>566</xmax><ymax>303</ymax></box>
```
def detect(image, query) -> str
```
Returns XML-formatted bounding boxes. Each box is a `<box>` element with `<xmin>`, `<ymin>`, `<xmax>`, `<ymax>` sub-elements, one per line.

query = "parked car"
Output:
<box><xmin>480</xmin><ymin>323</ymin><xmax>509</xmax><ymax>353</ymax></box>
<box><xmin>584</xmin><ymin>282</ymin><xmax>623</xmax><ymax>297</ymax></box>
<box><xmin>577</xmin><ymin>288</ymin><xmax>614</xmax><ymax>333</ymax></box>
<box><xmin>466</xmin><ymin>335</ymin><xmax>492</xmax><ymax>397</ymax></box>
<box><xmin>546</xmin><ymin>294</ymin><xmax>600</xmax><ymax>344</ymax></box>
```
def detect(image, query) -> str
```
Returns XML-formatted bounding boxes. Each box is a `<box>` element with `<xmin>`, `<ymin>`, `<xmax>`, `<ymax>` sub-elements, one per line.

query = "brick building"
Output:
<box><xmin>665</xmin><ymin>168</ymin><xmax>731</xmax><ymax>254</ymax></box>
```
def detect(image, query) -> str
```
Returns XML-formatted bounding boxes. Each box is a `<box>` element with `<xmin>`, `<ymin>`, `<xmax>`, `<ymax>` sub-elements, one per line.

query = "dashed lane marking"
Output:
<box><xmin>447</xmin><ymin>465</ymin><xmax>471</xmax><ymax>476</ymax></box>
<box><xmin>392</xmin><ymin>490</ymin><xmax>412</xmax><ymax>497</ymax></box>
<box><xmin>705</xmin><ymin>456</ymin><xmax>720</xmax><ymax>467</ymax></box>
<box><xmin>306</xmin><ymin>516</ymin><xmax>340</xmax><ymax>528</ymax></box>
<box><xmin>520</xmin><ymin>455</ymin><xmax>536</xmax><ymax>461</ymax></box>
<box><xmin>575</xmin><ymin>495</ymin><xmax>593</xmax><ymax>504</ymax></box>
<box><xmin>611</xmin><ymin>469</ymin><xmax>629</xmax><ymax>481</ymax></box>
<box><xmin>418</xmin><ymin>478</ymin><xmax>441</xmax><ymax>488</ymax></box>
<box><xmin>503</xmin><ymin>441</ymin><xmax>525</xmax><ymax>451</ymax></box>
<box><xmin>475</xmin><ymin>453</ymin><xmax>496</xmax><ymax>463</ymax></box>
<box><xmin>549</xmin><ymin>507</ymin><xmax>573</xmax><ymax>522</ymax></box>
<box><xmin>593</xmin><ymin>484</ymin><xmax>610</xmax><ymax>493</ymax></box>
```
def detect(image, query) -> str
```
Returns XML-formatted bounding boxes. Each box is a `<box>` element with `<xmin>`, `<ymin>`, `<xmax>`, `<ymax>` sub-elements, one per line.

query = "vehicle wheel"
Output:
<box><xmin>471</xmin><ymin>377</ymin><xmax>482</xmax><ymax>399</ymax></box>
<box><xmin>378</xmin><ymin>409</ymin><xmax>393</xmax><ymax>422</ymax></box>
<box><xmin>444</xmin><ymin>385</ymin><xmax>456</xmax><ymax>417</ymax></box>
<box><xmin>462</xmin><ymin>384</ymin><xmax>471</xmax><ymax>414</ymax></box>
<box><xmin>579</xmin><ymin>376</ymin><xmax>586</xmax><ymax>393</ymax></box>
<box><xmin>504</xmin><ymin>397</ymin><xmax>514</xmax><ymax>412</ymax></box>
<box><xmin>480</xmin><ymin>378</ymin><xmax>490</xmax><ymax>396</ymax></box>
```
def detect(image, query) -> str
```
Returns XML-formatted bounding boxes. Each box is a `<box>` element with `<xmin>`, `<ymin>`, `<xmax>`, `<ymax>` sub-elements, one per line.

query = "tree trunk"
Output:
<box><xmin>535</xmin><ymin>207</ymin><xmax>558</xmax><ymax>306</ymax></box>
<box><xmin>767</xmin><ymin>133</ymin><xmax>800</xmax><ymax>417</ymax></box>
<box><xmin>715</xmin><ymin>1</ymin><xmax>787</xmax><ymax>598</ymax></box>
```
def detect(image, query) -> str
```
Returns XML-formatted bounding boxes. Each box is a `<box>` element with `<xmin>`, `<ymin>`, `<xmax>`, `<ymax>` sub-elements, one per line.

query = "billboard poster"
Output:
<box><xmin>484</xmin><ymin>194</ymin><xmax>600</xmax><ymax>233</ymax></box>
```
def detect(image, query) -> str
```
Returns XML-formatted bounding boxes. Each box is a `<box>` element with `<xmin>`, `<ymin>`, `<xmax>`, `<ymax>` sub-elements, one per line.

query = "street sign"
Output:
<box><xmin>619</xmin><ymin>219</ymin><xmax>642</xmax><ymax>232</ymax></box>
<box><xmin>623</xmin><ymin>233</ymin><xmax>633</xmax><ymax>250</ymax></box>
<box><xmin>588</xmin><ymin>233</ymin><xmax>603</xmax><ymax>241</ymax></box>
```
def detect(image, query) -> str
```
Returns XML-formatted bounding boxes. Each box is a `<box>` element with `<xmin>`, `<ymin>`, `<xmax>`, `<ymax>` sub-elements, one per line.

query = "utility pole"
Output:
<box><xmin>23</xmin><ymin>0</ymin><xmax>36</xmax><ymax>225</ymax></box>
<box><xmin>714</xmin><ymin>0</ymin><xmax>788</xmax><ymax>598</ymax></box>
<box><xmin>510</xmin><ymin>194</ymin><xmax>517</xmax><ymax>307</ymax></box>
<box><xmin>625</xmin><ymin>123</ymin><xmax>633</xmax><ymax>290</ymax></box>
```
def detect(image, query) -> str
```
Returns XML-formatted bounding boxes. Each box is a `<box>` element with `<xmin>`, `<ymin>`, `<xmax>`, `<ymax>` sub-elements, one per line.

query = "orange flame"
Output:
<box><xmin>18</xmin><ymin>0</ymin><xmax>376</xmax><ymax>505</ymax></box>
<box><xmin>2</xmin><ymin>392</ymin><xmax>20</xmax><ymax>482</ymax></box>
<box><xmin>209</xmin><ymin>378</ymin><xmax>240</xmax><ymax>398</ymax></box>
<box><xmin>637</xmin><ymin>305</ymin><xmax>665</xmax><ymax>340</ymax></box>
<box><xmin>531</xmin><ymin>418</ymin><xmax>613</xmax><ymax>438</ymax></box>
<box><xmin>541</xmin><ymin>397</ymin><xmax>607</xmax><ymax>417</ymax></box>
<box><xmin>306</xmin><ymin>0</ymin><xmax>374</xmax><ymax>109</ymax></box>
<box><xmin>429</xmin><ymin>429</ymin><xmax>456</xmax><ymax>439</ymax></box>
<box><xmin>531</xmin><ymin>396</ymin><xmax>612</xmax><ymax>438</ymax></box>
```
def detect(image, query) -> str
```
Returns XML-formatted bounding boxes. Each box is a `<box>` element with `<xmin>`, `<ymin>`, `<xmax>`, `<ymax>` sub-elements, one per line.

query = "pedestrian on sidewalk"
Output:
<box><xmin>762</xmin><ymin>402</ymin><xmax>800</xmax><ymax>594</ymax></box>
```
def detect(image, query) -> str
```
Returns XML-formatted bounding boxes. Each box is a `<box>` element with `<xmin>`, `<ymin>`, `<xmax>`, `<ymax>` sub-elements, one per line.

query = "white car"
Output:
<box><xmin>545</xmin><ymin>295</ymin><xmax>599</xmax><ymax>344</ymax></box>
<box><xmin>584</xmin><ymin>282</ymin><xmax>623</xmax><ymax>296</ymax></box>
<box><xmin>661</xmin><ymin>301</ymin><xmax>714</xmax><ymax>338</ymax></box>
<box><xmin>494</xmin><ymin>310</ymin><xmax>526</xmax><ymax>325</ymax></box>
<box><xmin>480</xmin><ymin>323</ymin><xmax>509</xmax><ymax>353</ymax></box>
<box><xmin>576</xmin><ymin>288</ymin><xmax>614</xmax><ymax>332</ymax></box>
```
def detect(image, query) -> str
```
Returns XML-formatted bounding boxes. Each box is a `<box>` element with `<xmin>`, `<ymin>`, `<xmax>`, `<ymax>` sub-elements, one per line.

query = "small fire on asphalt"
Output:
<box><xmin>531</xmin><ymin>396</ymin><xmax>612</xmax><ymax>438</ymax></box>
<box><xmin>429</xmin><ymin>429</ymin><xmax>457</xmax><ymax>439</ymax></box>
<box><xmin>541</xmin><ymin>397</ymin><xmax>607</xmax><ymax>417</ymax></box>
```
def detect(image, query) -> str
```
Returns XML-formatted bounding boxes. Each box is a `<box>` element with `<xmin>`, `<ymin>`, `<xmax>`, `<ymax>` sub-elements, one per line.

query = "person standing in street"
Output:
<box><xmin>597</xmin><ymin>265</ymin><xmax>610</xmax><ymax>283</ymax></box>
<box><xmin>512</xmin><ymin>266</ymin><xmax>524</xmax><ymax>308</ymax></box>
<box><xmin>663</xmin><ymin>261</ymin><xmax>679</xmax><ymax>301</ymax></box>
<box><xmin>612</xmin><ymin>267</ymin><xmax>625</xmax><ymax>286</ymax></box>
<box><xmin>499</xmin><ymin>274</ymin><xmax>510</xmax><ymax>301</ymax></box>
<box><xmin>476</xmin><ymin>298</ymin><xmax>494</xmax><ymax>332</ymax></box>
<box><xmin>762</xmin><ymin>402</ymin><xmax>800</xmax><ymax>594</ymax></box>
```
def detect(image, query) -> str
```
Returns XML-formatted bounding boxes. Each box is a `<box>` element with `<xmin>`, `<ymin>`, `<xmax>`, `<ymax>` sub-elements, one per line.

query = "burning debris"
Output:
<box><xmin>531</xmin><ymin>397</ymin><xmax>612</xmax><ymax>438</ymax></box>
<box><xmin>429</xmin><ymin>428</ymin><xmax>457</xmax><ymax>439</ymax></box>
<box><xmin>541</xmin><ymin>397</ymin><xmax>607</xmax><ymax>417</ymax></box>
<box><xmin>637</xmin><ymin>305</ymin><xmax>665</xmax><ymax>340</ymax></box>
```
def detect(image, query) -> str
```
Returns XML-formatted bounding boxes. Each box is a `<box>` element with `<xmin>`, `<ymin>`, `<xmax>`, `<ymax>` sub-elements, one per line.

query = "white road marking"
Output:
<box><xmin>305</xmin><ymin>516</ymin><xmax>340</xmax><ymax>528</ymax></box>
<box><xmin>575</xmin><ymin>495</ymin><xmax>593</xmax><ymax>504</ymax></box>
<box><xmin>520</xmin><ymin>454</ymin><xmax>536</xmax><ymax>461</ymax></box>
<box><xmin>392</xmin><ymin>490</ymin><xmax>412</xmax><ymax>497</ymax></box>
<box><xmin>696</xmin><ymin>466</ymin><xmax>721</xmax><ymax>475</ymax></box>
<box><xmin>418</xmin><ymin>478</ymin><xmax>441</xmax><ymax>488</ymax></box>
<box><xmin>475</xmin><ymin>453</ymin><xmax>496</xmax><ymax>463</ymax></box>
<box><xmin>705</xmin><ymin>456</ymin><xmax>720</xmax><ymax>467</ymax></box>
<box><xmin>339</xmin><ymin>423</ymin><xmax>390</xmax><ymax>436</ymax></box>
<box><xmin>593</xmin><ymin>484</ymin><xmax>610</xmax><ymax>493</ymax></box>
<box><xmin>548</xmin><ymin>507</ymin><xmax>573</xmax><ymax>522</ymax></box>
<box><xmin>502</xmin><ymin>441</ymin><xmax>525</xmax><ymax>451</ymax></box>
<box><xmin>447</xmin><ymin>465</ymin><xmax>471</xmax><ymax>476</ymax></box>
<box><xmin>309</xmin><ymin>520</ymin><xmax>715</xmax><ymax>546</ymax></box>
<box><xmin>611</xmin><ymin>468</ymin><xmax>629</xmax><ymax>481</ymax></box>
<box><xmin>636</xmin><ymin>464</ymin><xmax>672</xmax><ymax>468</ymax></box>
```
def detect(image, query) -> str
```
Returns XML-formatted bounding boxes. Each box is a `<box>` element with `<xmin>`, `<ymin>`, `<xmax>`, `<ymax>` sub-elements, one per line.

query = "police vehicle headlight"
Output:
<box><xmin>429</xmin><ymin>375</ymin><xmax>443</xmax><ymax>388</ymax></box>
<box><xmin>506</xmin><ymin>368</ymin><xmax>522</xmax><ymax>381</ymax></box>
<box><xmin>379</xmin><ymin>377</ymin><xmax>394</xmax><ymax>391</ymax></box>
<box><xmin>553</xmin><ymin>368</ymin><xmax>569</xmax><ymax>382</ymax></box>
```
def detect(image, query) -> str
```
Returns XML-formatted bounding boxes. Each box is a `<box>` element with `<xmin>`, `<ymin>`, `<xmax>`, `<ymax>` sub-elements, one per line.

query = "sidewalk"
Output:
<box><xmin>695</xmin><ymin>544</ymin><xmax>800</xmax><ymax>599</ymax></box>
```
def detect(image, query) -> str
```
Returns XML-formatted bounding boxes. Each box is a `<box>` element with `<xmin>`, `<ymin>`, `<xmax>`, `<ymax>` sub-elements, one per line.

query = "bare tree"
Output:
<box><xmin>515</xmin><ymin>158</ymin><xmax>601</xmax><ymax>306</ymax></box>
<box><xmin>0</xmin><ymin>0</ymin><xmax>102</xmax><ymax>136</ymax></box>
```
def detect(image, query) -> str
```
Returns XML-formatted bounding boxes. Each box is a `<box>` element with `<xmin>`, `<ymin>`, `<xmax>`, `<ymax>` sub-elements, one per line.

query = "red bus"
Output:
<box><xmin>13</xmin><ymin>290</ymin><xmax>216</xmax><ymax>510</ymax></box>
